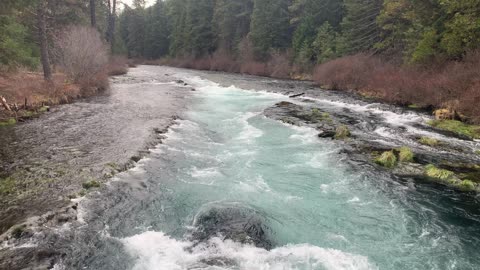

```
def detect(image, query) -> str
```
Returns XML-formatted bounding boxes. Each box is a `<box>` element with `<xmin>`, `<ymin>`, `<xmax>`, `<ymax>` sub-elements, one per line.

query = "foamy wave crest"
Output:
<box><xmin>121</xmin><ymin>231</ymin><xmax>377</xmax><ymax>270</ymax></box>
<box><xmin>236</xmin><ymin>112</ymin><xmax>264</xmax><ymax>142</ymax></box>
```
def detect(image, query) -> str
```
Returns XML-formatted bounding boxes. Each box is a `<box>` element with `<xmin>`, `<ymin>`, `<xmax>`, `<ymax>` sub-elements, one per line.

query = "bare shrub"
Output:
<box><xmin>267</xmin><ymin>50</ymin><xmax>291</xmax><ymax>79</ymax></box>
<box><xmin>240</xmin><ymin>61</ymin><xmax>268</xmax><ymax>76</ymax></box>
<box><xmin>313</xmin><ymin>52</ymin><xmax>480</xmax><ymax>123</ymax></box>
<box><xmin>0</xmin><ymin>72</ymin><xmax>80</xmax><ymax>109</ymax></box>
<box><xmin>210</xmin><ymin>50</ymin><xmax>239</xmax><ymax>73</ymax></box>
<box><xmin>107</xmin><ymin>55</ymin><xmax>128</xmax><ymax>76</ymax></box>
<box><xmin>55</xmin><ymin>26</ymin><xmax>109</xmax><ymax>92</ymax></box>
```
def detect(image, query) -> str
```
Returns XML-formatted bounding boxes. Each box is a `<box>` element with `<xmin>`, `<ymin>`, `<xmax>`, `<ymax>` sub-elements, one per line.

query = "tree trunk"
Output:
<box><xmin>37</xmin><ymin>1</ymin><xmax>52</xmax><ymax>81</ymax></box>
<box><xmin>90</xmin><ymin>0</ymin><xmax>96</xmax><ymax>27</ymax></box>
<box><xmin>106</xmin><ymin>0</ymin><xmax>117</xmax><ymax>50</ymax></box>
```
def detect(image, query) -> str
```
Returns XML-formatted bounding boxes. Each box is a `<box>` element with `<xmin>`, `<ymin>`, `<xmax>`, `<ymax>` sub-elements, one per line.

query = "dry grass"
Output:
<box><xmin>0</xmin><ymin>72</ymin><xmax>80</xmax><ymax>116</ymax></box>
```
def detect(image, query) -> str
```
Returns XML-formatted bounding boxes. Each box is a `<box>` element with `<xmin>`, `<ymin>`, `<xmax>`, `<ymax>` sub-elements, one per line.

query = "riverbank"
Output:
<box><xmin>0</xmin><ymin>57</ymin><xmax>129</xmax><ymax>126</ymax></box>
<box><xmin>0</xmin><ymin>67</ymin><xmax>191</xmax><ymax>236</ymax></box>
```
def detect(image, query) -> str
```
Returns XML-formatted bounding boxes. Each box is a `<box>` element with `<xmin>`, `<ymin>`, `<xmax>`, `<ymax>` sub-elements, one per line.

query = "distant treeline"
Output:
<box><xmin>118</xmin><ymin>0</ymin><xmax>480</xmax><ymax>67</ymax></box>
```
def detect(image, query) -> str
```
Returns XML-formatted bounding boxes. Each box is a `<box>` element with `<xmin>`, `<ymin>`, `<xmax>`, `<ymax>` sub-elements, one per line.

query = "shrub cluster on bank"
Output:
<box><xmin>313</xmin><ymin>53</ymin><xmax>480</xmax><ymax>124</ymax></box>
<box><xmin>0</xmin><ymin>26</ymin><xmax>128</xmax><ymax>122</ymax></box>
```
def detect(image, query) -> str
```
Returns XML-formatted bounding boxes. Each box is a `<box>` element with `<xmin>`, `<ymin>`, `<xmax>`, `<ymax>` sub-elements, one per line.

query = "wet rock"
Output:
<box><xmin>318</xmin><ymin>130</ymin><xmax>336</xmax><ymax>138</ymax></box>
<box><xmin>393</xmin><ymin>163</ymin><xmax>424</xmax><ymax>177</ymax></box>
<box><xmin>175</xmin><ymin>80</ymin><xmax>185</xmax><ymax>84</ymax></box>
<box><xmin>190</xmin><ymin>204</ymin><xmax>273</xmax><ymax>250</ymax></box>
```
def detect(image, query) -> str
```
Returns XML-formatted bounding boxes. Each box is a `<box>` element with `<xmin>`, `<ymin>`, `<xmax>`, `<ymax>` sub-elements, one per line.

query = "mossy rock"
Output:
<box><xmin>418</xmin><ymin>136</ymin><xmax>439</xmax><ymax>147</ymax></box>
<box><xmin>375</xmin><ymin>151</ymin><xmax>397</xmax><ymax>168</ymax></box>
<box><xmin>334</xmin><ymin>125</ymin><xmax>351</xmax><ymax>140</ymax></box>
<box><xmin>38</xmin><ymin>106</ymin><xmax>50</xmax><ymax>113</ymax></box>
<box><xmin>408</xmin><ymin>104</ymin><xmax>422</xmax><ymax>109</ymax></box>
<box><xmin>425</xmin><ymin>164</ymin><xmax>455</xmax><ymax>181</ymax></box>
<box><xmin>457</xmin><ymin>180</ymin><xmax>476</xmax><ymax>192</ymax></box>
<box><xmin>475</xmin><ymin>150</ymin><xmax>480</xmax><ymax>155</ymax></box>
<box><xmin>396</xmin><ymin>147</ymin><xmax>414</xmax><ymax>163</ymax></box>
<box><xmin>0</xmin><ymin>118</ymin><xmax>16</xmax><ymax>127</ymax></box>
<box><xmin>82</xmin><ymin>180</ymin><xmax>101</xmax><ymax>189</ymax></box>
<box><xmin>427</xmin><ymin>120</ymin><xmax>480</xmax><ymax>140</ymax></box>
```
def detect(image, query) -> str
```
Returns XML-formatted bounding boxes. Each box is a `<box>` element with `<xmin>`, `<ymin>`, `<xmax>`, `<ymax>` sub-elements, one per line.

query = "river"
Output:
<box><xmin>3</xmin><ymin>66</ymin><xmax>480</xmax><ymax>269</ymax></box>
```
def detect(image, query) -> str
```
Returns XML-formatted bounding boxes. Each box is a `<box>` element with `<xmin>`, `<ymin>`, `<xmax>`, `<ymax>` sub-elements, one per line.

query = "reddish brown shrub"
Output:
<box><xmin>267</xmin><ymin>51</ymin><xmax>291</xmax><ymax>79</ymax></box>
<box><xmin>240</xmin><ymin>61</ymin><xmax>268</xmax><ymax>76</ymax></box>
<box><xmin>107</xmin><ymin>55</ymin><xmax>128</xmax><ymax>76</ymax></box>
<box><xmin>313</xmin><ymin>52</ymin><xmax>480</xmax><ymax>123</ymax></box>
<box><xmin>0</xmin><ymin>72</ymin><xmax>80</xmax><ymax>109</ymax></box>
<box><xmin>209</xmin><ymin>50</ymin><xmax>240</xmax><ymax>73</ymax></box>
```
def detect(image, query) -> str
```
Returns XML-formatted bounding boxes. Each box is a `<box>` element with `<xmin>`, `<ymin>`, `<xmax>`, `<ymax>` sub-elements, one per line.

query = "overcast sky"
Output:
<box><xmin>120</xmin><ymin>0</ymin><xmax>156</xmax><ymax>8</ymax></box>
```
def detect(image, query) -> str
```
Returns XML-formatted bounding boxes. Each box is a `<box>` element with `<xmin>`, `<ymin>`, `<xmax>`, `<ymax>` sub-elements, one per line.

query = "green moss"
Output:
<box><xmin>397</xmin><ymin>147</ymin><xmax>414</xmax><ymax>162</ymax></box>
<box><xmin>23</xmin><ymin>111</ymin><xmax>35</xmax><ymax>117</ymax></box>
<box><xmin>427</xmin><ymin>120</ymin><xmax>480</xmax><ymax>139</ymax></box>
<box><xmin>0</xmin><ymin>118</ymin><xmax>17</xmax><ymax>127</ymax></box>
<box><xmin>475</xmin><ymin>150</ymin><xmax>480</xmax><ymax>155</ymax></box>
<box><xmin>375</xmin><ymin>151</ymin><xmax>397</xmax><ymax>168</ymax></box>
<box><xmin>457</xmin><ymin>180</ymin><xmax>476</xmax><ymax>191</ymax></box>
<box><xmin>419</xmin><ymin>136</ymin><xmax>439</xmax><ymax>146</ymax></box>
<box><xmin>0</xmin><ymin>176</ymin><xmax>17</xmax><ymax>195</ymax></box>
<box><xmin>38</xmin><ymin>106</ymin><xmax>49</xmax><ymax>113</ymax></box>
<box><xmin>82</xmin><ymin>180</ymin><xmax>101</xmax><ymax>189</ymax></box>
<box><xmin>334</xmin><ymin>125</ymin><xmax>351</xmax><ymax>140</ymax></box>
<box><xmin>408</xmin><ymin>104</ymin><xmax>422</xmax><ymax>109</ymax></box>
<box><xmin>425</xmin><ymin>164</ymin><xmax>455</xmax><ymax>181</ymax></box>
<box><xmin>78</xmin><ymin>189</ymin><xmax>87</xmax><ymax>197</ymax></box>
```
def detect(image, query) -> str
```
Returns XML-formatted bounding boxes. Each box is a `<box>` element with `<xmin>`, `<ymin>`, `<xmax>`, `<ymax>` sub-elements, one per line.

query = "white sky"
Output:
<box><xmin>120</xmin><ymin>0</ymin><xmax>156</xmax><ymax>8</ymax></box>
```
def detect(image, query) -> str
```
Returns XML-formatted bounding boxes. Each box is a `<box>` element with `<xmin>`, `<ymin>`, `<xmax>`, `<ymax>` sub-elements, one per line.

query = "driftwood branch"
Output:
<box><xmin>0</xmin><ymin>96</ymin><xmax>12</xmax><ymax>111</ymax></box>
<box><xmin>289</xmin><ymin>93</ymin><xmax>305</xmax><ymax>98</ymax></box>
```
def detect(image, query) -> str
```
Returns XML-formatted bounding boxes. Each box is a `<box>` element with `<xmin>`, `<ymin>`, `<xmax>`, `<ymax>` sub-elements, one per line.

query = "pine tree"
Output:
<box><xmin>213</xmin><ymin>0</ymin><xmax>253</xmax><ymax>53</ymax></box>
<box><xmin>183</xmin><ymin>0</ymin><xmax>216</xmax><ymax>57</ymax></box>
<box><xmin>144</xmin><ymin>1</ymin><xmax>170</xmax><ymax>59</ymax></box>
<box><xmin>290</xmin><ymin>0</ymin><xmax>344</xmax><ymax>64</ymax></box>
<box><xmin>340</xmin><ymin>0</ymin><xmax>382</xmax><ymax>55</ymax></box>
<box><xmin>250</xmin><ymin>0</ymin><xmax>291</xmax><ymax>60</ymax></box>
<box><xmin>166</xmin><ymin>0</ymin><xmax>188</xmax><ymax>57</ymax></box>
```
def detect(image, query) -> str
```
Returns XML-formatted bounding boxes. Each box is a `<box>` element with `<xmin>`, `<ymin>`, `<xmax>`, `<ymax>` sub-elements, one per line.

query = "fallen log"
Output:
<box><xmin>0</xmin><ymin>96</ymin><xmax>11</xmax><ymax>111</ymax></box>
<box><xmin>289</xmin><ymin>93</ymin><xmax>305</xmax><ymax>98</ymax></box>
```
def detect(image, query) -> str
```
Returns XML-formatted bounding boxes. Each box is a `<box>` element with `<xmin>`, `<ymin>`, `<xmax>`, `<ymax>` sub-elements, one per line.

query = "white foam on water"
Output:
<box><xmin>348</xmin><ymin>197</ymin><xmax>361</xmax><ymax>203</ymax></box>
<box><xmin>301</xmin><ymin>97</ymin><xmax>426</xmax><ymax>127</ymax></box>
<box><xmin>289</xmin><ymin>125</ymin><xmax>321</xmax><ymax>145</ymax></box>
<box><xmin>307</xmin><ymin>150</ymin><xmax>338</xmax><ymax>169</ymax></box>
<box><xmin>320</xmin><ymin>184</ymin><xmax>329</xmax><ymax>193</ymax></box>
<box><xmin>235</xmin><ymin>112</ymin><xmax>264</xmax><ymax>143</ymax></box>
<box><xmin>190</xmin><ymin>167</ymin><xmax>222</xmax><ymax>178</ymax></box>
<box><xmin>121</xmin><ymin>231</ymin><xmax>377</xmax><ymax>270</ymax></box>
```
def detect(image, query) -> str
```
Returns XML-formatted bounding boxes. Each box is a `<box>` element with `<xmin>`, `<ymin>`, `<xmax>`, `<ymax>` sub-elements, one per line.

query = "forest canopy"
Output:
<box><xmin>117</xmin><ymin>0</ymin><xmax>480</xmax><ymax>66</ymax></box>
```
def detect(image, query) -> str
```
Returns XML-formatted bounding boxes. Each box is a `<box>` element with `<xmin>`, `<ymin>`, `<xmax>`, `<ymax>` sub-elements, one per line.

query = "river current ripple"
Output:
<box><xmin>59</xmin><ymin>67</ymin><xmax>480</xmax><ymax>270</ymax></box>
